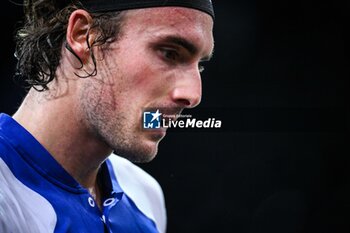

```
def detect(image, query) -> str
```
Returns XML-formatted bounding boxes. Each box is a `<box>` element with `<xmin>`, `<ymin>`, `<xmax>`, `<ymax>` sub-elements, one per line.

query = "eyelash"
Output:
<box><xmin>160</xmin><ymin>48</ymin><xmax>179</xmax><ymax>62</ymax></box>
<box><xmin>159</xmin><ymin>48</ymin><xmax>205</xmax><ymax>73</ymax></box>
<box><xmin>198</xmin><ymin>64</ymin><xmax>205</xmax><ymax>73</ymax></box>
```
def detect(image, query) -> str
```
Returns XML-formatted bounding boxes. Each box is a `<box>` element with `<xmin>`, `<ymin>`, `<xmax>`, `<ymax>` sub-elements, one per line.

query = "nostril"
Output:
<box><xmin>176</xmin><ymin>99</ymin><xmax>191</xmax><ymax>107</ymax></box>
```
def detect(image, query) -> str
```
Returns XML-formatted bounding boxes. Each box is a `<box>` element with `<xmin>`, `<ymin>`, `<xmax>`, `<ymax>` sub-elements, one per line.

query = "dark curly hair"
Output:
<box><xmin>14</xmin><ymin>0</ymin><xmax>126</xmax><ymax>91</ymax></box>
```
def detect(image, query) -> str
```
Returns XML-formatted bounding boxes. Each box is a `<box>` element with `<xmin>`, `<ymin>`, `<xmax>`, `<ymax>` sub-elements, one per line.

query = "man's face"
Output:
<box><xmin>78</xmin><ymin>7</ymin><xmax>214</xmax><ymax>162</ymax></box>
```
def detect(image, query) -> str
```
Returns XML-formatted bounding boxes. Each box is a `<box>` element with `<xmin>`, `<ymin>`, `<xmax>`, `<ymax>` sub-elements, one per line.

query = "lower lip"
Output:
<box><xmin>146</xmin><ymin>128</ymin><xmax>166</xmax><ymax>139</ymax></box>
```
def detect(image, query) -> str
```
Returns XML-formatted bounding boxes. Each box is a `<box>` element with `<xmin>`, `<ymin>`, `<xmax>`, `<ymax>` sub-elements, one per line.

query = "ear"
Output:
<box><xmin>66</xmin><ymin>10</ymin><xmax>95</xmax><ymax>64</ymax></box>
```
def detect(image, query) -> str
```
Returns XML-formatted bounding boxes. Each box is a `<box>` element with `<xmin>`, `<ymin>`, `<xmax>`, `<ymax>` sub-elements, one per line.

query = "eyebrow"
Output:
<box><xmin>160</xmin><ymin>35</ymin><xmax>213</xmax><ymax>61</ymax></box>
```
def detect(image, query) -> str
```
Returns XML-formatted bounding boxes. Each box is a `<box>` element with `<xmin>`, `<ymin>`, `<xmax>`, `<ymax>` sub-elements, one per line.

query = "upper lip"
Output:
<box><xmin>159</xmin><ymin>108</ymin><xmax>183</xmax><ymax>121</ymax></box>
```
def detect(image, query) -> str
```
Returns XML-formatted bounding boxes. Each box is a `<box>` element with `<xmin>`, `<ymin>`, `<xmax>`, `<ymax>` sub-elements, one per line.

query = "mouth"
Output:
<box><xmin>159</xmin><ymin>107</ymin><xmax>184</xmax><ymax>122</ymax></box>
<box><xmin>144</xmin><ymin>127</ymin><xmax>167</xmax><ymax>143</ymax></box>
<box><xmin>141</xmin><ymin>106</ymin><xmax>184</xmax><ymax>137</ymax></box>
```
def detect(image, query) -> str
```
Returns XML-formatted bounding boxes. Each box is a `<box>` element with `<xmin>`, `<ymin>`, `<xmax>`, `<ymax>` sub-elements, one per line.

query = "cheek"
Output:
<box><xmin>102</xmin><ymin>45</ymin><xmax>173</xmax><ymax>105</ymax></box>
<box><xmin>78</xmin><ymin>78</ymin><xmax>117</xmax><ymax>116</ymax></box>
<box><xmin>122</xmin><ymin>59</ymin><xmax>169</xmax><ymax>100</ymax></box>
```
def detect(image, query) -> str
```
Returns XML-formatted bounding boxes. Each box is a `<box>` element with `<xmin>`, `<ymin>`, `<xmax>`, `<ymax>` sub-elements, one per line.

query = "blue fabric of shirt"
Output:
<box><xmin>0</xmin><ymin>113</ymin><xmax>158</xmax><ymax>233</ymax></box>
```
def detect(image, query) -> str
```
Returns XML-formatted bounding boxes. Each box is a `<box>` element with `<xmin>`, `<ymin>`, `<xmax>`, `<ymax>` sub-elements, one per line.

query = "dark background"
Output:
<box><xmin>1</xmin><ymin>1</ymin><xmax>349</xmax><ymax>233</ymax></box>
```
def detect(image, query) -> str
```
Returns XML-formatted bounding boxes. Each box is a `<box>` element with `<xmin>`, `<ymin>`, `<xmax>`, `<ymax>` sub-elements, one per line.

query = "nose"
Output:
<box><xmin>170</xmin><ymin>66</ymin><xmax>202</xmax><ymax>108</ymax></box>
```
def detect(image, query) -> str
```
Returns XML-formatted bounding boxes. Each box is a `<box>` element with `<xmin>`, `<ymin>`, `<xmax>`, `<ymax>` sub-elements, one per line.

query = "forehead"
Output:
<box><xmin>127</xmin><ymin>6</ymin><xmax>212</xmax><ymax>22</ymax></box>
<box><xmin>121</xmin><ymin>7</ymin><xmax>214</xmax><ymax>51</ymax></box>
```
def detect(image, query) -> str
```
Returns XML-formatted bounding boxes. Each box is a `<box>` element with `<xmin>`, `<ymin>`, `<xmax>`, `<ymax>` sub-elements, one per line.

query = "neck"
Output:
<box><xmin>13</xmin><ymin>87</ymin><xmax>112</xmax><ymax>199</ymax></box>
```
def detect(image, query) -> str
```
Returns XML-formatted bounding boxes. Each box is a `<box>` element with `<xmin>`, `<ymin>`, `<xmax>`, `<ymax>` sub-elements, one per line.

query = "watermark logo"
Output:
<box><xmin>142</xmin><ymin>109</ymin><xmax>222</xmax><ymax>130</ymax></box>
<box><xmin>143</xmin><ymin>110</ymin><xmax>162</xmax><ymax>129</ymax></box>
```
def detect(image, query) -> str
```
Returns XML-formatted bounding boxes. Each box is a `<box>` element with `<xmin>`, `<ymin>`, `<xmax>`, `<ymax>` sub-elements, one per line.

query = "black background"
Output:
<box><xmin>1</xmin><ymin>1</ymin><xmax>349</xmax><ymax>233</ymax></box>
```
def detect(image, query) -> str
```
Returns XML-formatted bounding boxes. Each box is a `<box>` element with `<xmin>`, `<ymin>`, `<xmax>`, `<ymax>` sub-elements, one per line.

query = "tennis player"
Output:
<box><xmin>0</xmin><ymin>0</ymin><xmax>214</xmax><ymax>232</ymax></box>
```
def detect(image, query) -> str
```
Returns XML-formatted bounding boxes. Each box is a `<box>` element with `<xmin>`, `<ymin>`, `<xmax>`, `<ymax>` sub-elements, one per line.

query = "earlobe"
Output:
<box><xmin>66</xmin><ymin>10</ymin><xmax>94</xmax><ymax>64</ymax></box>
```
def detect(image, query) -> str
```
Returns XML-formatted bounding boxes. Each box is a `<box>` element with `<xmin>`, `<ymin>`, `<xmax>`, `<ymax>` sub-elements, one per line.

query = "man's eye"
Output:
<box><xmin>160</xmin><ymin>49</ymin><xmax>179</xmax><ymax>61</ymax></box>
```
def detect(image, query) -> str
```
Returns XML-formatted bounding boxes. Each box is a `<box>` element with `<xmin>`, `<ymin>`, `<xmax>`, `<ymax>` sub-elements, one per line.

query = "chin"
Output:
<box><xmin>113</xmin><ymin>140</ymin><xmax>159</xmax><ymax>163</ymax></box>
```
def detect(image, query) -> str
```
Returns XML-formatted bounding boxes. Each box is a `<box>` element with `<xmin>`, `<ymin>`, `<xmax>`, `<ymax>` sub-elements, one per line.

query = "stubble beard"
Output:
<box><xmin>99</xmin><ymin>119</ymin><xmax>157</xmax><ymax>163</ymax></box>
<box><xmin>79</xmin><ymin>82</ymin><xmax>157</xmax><ymax>163</ymax></box>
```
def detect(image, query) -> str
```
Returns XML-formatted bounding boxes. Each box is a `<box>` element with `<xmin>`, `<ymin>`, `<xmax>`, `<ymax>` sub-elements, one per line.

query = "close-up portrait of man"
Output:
<box><xmin>1</xmin><ymin>1</ymin><xmax>349</xmax><ymax>233</ymax></box>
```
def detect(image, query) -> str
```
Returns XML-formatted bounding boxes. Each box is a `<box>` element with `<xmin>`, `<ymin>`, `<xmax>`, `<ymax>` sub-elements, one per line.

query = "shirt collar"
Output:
<box><xmin>0</xmin><ymin>113</ymin><xmax>124</xmax><ymax>196</ymax></box>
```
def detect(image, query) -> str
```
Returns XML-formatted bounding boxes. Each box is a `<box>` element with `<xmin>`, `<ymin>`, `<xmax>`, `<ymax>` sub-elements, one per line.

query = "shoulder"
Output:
<box><xmin>107</xmin><ymin>154</ymin><xmax>167</xmax><ymax>233</ymax></box>
<box><xmin>0</xmin><ymin>157</ymin><xmax>57</xmax><ymax>233</ymax></box>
